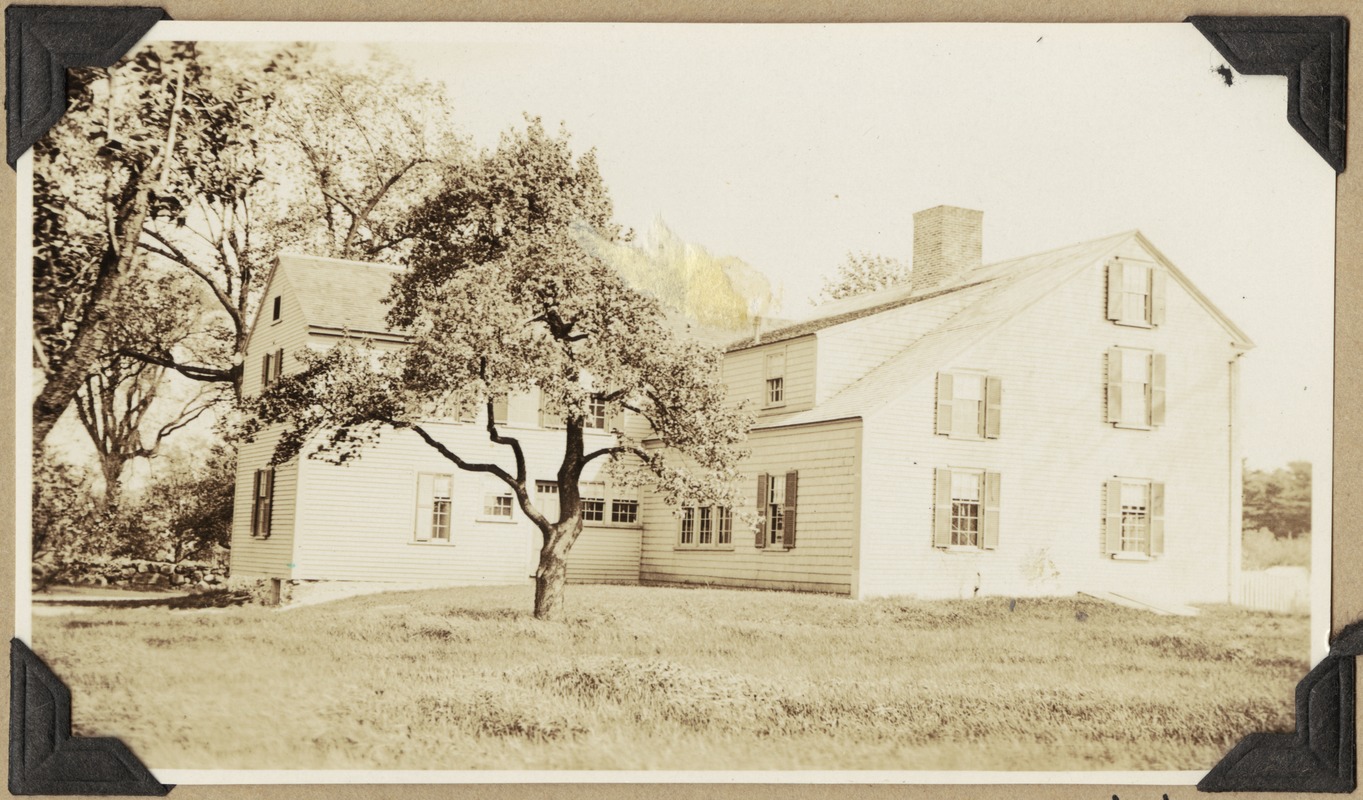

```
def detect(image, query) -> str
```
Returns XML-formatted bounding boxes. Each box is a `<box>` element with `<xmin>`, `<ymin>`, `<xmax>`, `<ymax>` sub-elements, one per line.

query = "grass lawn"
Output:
<box><xmin>31</xmin><ymin>583</ymin><xmax>1308</xmax><ymax>772</ymax></box>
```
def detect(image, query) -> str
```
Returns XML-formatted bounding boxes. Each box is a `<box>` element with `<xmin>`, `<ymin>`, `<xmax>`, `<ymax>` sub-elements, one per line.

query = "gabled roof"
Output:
<box><xmin>278</xmin><ymin>253</ymin><xmax>404</xmax><ymax>335</ymax></box>
<box><xmin>759</xmin><ymin>229</ymin><xmax>1253</xmax><ymax>429</ymax></box>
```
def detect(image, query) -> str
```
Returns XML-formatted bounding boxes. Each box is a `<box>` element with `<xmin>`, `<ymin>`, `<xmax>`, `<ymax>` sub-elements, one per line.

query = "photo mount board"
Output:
<box><xmin>3</xmin><ymin>5</ymin><xmax>1351</xmax><ymax>795</ymax></box>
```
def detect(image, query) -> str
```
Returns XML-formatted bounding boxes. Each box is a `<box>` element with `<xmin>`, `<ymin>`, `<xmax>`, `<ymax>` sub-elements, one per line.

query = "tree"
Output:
<box><xmin>32</xmin><ymin>45</ymin><xmax>193</xmax><ymax>451</ymax></box>
<box><xmin>137</xmin><ymin>444</ymin><xmax>236</xmax><ymax>563</ymax></box>
<box><xmin>251</xmin><ymin>120</ymin><xmax>753</xmax><ymax>620</ymax></box>
<box><xmin>1243</xmin><ymin>461</ymin><xmax>1311</xmax><ymax>538</ymax></box>
<box><xmin>816</xmin><ymin>251</ymin><xmax>912</xmax><ymax>302</ymax></box>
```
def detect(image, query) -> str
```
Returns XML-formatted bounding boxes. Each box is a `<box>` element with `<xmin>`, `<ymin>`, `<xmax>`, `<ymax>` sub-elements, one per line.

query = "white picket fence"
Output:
<box><xmin>1234</xmin><ymin>567</ymin><xmax>1310</xmax><ymax>614</ymax></box>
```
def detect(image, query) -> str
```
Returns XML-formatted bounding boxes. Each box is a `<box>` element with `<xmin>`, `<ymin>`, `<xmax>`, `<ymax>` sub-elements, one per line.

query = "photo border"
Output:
<box><xmin>3</xmin><ymin>2</ymin><xmax>1357</xmax><ymax>798</ymax></box>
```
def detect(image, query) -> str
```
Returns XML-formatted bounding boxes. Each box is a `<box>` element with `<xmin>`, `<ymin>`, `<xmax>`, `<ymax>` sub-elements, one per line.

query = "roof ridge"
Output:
<box><xmin>279</xmin><ymin>252</ymin><xmax>407</xmax><ymax>272</ymax></box>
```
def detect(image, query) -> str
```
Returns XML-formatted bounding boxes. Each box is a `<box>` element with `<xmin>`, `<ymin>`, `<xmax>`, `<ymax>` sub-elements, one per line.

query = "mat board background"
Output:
<box><xmin>1</xmin><ymin>1</ymin><xmax>1357</xmax><ymax>798</ymax></box>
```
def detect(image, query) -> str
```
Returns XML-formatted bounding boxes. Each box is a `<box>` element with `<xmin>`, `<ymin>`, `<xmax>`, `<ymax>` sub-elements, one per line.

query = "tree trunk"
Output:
<box><xmin>533</xmin><ymin>550</ymin><xmax>568</xmax><ymax>621</ymax></box>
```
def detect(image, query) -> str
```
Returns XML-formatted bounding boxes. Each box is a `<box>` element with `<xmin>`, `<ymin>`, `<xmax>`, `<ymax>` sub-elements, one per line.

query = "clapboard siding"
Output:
<box><xmin>723</xmin><ymin>335</ymin><xmax>817</xmax><ymax>420</ymax></box>
<box><xmin>228</xmin><ymin>427</ymin><xmax>299</xmax><ymax>578</ymax></box>
<box><xmin>566</xmin><ymin>524</ymin><xmax>642</xmax><ymax>583</ymax></box>
<box><xmin>858</xmin><ymin>239</ymin><xmax>1238</xmax><ymax>603</ymax></box>
<box><xmin>240</xmin><ymin>269</ymin><xmax>312</xmax><ymax>400</ymax></box>
<box><xmin>639</xmin><ymin>418</ymin><xmax>861</xmax><ymax>594</ymax></box>
<box><xmin>815</xmin><ymin>291</ymin><xmax>978</xmax><ymax>404</ymax></box>
<box><xmin>291</xmin><ymin>420</ymin><xmax>631</xmax><ymax>584</ymax></box>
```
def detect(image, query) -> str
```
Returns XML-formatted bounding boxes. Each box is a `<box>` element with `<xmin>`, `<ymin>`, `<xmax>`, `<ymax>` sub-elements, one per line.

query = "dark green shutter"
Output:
<box><xmin>1150</xmin><ymin>353</ymin><xmax>1167</xmax><ymax>426</ymax></box>
<box><xmin>1106</xmin><ymin>348</ymin><xmax>1123</xmax><ymax>424</ymax></box>
<box><xmin>261</xmin><ymin>353</ymin><xmax>272</xmax><ymax>388</ymax></box>
<box><xmin>1104</xmin><ymin>479</ymin><xmax>1122</xmax><ymax>554</ymax></box>
<box><xmin>935</xmin><ymin>373</ymin><xmax>954</xmax><ymax>435</ymax></box>
<box><xmin>1149</xmin><ymin>482</ymin><xmax>1166</xmax><ymax>556</ymax></box>
<box><xmin>261</xmin><ymin>468</ymin><xmax>274</xmax><ymax>538</ymax></box>
<box><xmin>1150</xmin><ymin>270</ymin><xmax>1167</xmax><ymax>326</ymax></box>
<box><xmin>782</xmin><ymin>471</ymin><xmax>798</xmax><ymax>549</ymax></box>
<box><xmin>933</xmin><ymin>468</ymin><xmax>952</xmax><ymax>547</ymax></box>
<box><xmin>274</xmin><ymin>348</ymin><xmax>284</xmax><ymax>381</ymax></box>
<box><xmin>982</xmin><ymin>472</ymin><xmax>1001</xmax><ymax>549</ymax></box>
<box><xmin>1106</xmin><ymin>261</ymin><xmax>1124</xmax><ymax>320</ymax></box>
<box><xmin>984</xmin><ymin>376</ymin><xmax>1002</xmax><ymax>439</ymax></box>
<box><xmin>755</xmin><ymin>473</ymin><xmax>768</xmax><ymax>548</ymax></box>
<box><xmin>250</xmin><ymin>470</ymin><xmax>262</xmax><ymax>536</ymax></box>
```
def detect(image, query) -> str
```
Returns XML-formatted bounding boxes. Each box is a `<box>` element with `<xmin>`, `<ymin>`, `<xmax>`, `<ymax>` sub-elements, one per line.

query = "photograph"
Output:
<box><xmin>16</xmin><ymin>19</ymin><xmax>1334</xmax><ymax>780</ymax></box>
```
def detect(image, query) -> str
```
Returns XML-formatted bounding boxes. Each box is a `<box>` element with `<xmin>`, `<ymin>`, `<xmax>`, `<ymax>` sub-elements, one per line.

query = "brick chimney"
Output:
<box><xmin>912</xmin><ymin>206</ymin><xmax>983</xmax><ymax>294</ymax></box>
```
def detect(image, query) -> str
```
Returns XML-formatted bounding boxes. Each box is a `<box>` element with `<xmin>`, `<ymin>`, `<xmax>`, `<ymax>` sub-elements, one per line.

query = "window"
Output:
<box><xmin>271</xmin><ymin>295</ymin><xmax>281</xmax><ymax>322</ymax></box>
<box><xmin>1107</xmin><ymin>348</ymin><xmax>1166</xmax><ymax>428</ymax></box>
<box><xmin>676</xmin><ymin>505</ymin><xmax>730</xmax><ymax>547</ymax></box>
<box><xmin>1104</xmin><ymin>479</ymin><xmax>1165</xmax><ymax>557</ymax></box>
<box><xmin>765</xmin><ymin>349</ymin><xmax>786</xmax><ymax>407</ymax></box>
<box><xmin>932</xmin><ymin>468</ymin><xmax>1000</xmax><ymax>549</ymax></box>
<box><xmin>491</xmin><ymin>396</ymin><xmax>509</xmax><ymax>425</ymax></box>
<box><xmin>483</xmin><ymin>490</ymin><xmax>513</xmax><ymax>519</ymax></box>
<box><xmin>261</xmin><ymin>352</ymin><xmax>273</xmax><ymax>388</ymax></box>
<box><xmin>936</xmin><ymin>372</ymin><xmax>1002</xmax><ymax>439</ymax></box>
<box><xmin>536</xmin><ymin>480</ymin><xmax>560</xmax><ymax>521</ymax></box>
<box><xmin>755</xmin><ymin>472</ymin><xmax>798</xmax><ymax>549</ymax></box>
<box><xmin>250</xmin><ymin>468</ymin><xmax>274</xmax><ymax>537</ymax></box>
<box><xmin>414</xmin><ymin>473</ymin><xmax>453</xmax><ymax>542</ymax></box>
<box><xmin>586</xmin><ymin>397</ymin><xmax>607</xmax><ymax>429</ymax></box>
<box><xmin>581</xmin><ymin>482</ymin><xmax>605</xmax><ymax>522</ymax></box>
<box><xmin>1106</xmin><ymin>260</ymin><xmax>1166</xmax><ymax>327</ymax></box>
<box><xmin>611</xmin><ymin>499</ymin><xmax>639</xmax><ymax>524</ymax></box>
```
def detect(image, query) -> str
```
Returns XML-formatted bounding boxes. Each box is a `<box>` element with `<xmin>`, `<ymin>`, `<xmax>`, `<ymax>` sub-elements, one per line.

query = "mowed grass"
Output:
<box><xmin>32</xmin><ymin>584</ymin><xmax>1308</xmax><ymax>771</ymax></box>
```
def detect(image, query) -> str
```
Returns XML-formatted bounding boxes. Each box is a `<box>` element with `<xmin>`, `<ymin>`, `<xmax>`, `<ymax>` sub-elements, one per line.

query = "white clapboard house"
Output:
<box><xmin>231</xmin><ymin>206</ymin><xmax>1252</xmax><ymax>603</ymax></box>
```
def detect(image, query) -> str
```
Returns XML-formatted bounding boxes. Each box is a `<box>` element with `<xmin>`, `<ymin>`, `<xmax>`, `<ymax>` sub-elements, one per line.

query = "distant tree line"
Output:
<box><xmin>1243</xmin><ymin>461</ymin><xmax>1310</xmax><ymax>539</ymax></box>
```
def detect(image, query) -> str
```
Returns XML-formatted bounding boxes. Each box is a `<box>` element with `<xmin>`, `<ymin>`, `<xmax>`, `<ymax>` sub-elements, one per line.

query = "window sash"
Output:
<box><xmin>1120</xmin><ymin>481</ymin><xmax>1150</xmax><ymax>552</ymax></box>
<box><xmin>611</xmin><ymin>499</ymin><xmax>639</xmax><ymax>524</ymax></box>
<box><xmin>484</xmin><ymin>493</ymin><xmax>513</xmax><ymax>518</ymax></box>
<box><xmin>587</xmin><ymin>397</ymin><xmax>607</xmax><ymax>429</ymax></box>
<box><xmin>949</xmin><ymin>471</ymin><xmax>983</xmax><ymax>547</ymax></box>
<box><xmin>717</xmin><ymin>507</ymin><xmax>732</xmax><ymax>545</ymax></box>
<box><xmin>766</xmin><ymin>376</ymin><xmax>784</xmax><ymax>405</ymax></box>
<box><xmin>680</xmin><ymin>507</ymin><xmax>695</xmax><ymax>544</ymax></box>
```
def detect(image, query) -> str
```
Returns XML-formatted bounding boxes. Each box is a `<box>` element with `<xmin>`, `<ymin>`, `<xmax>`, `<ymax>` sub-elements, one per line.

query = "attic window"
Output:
<box><xmin>271</xmin><ymin>295</ymin><xmax>282</xmax><ymax>323</ymax></box>
<box><xmin>1106</xmin><ymin>260</ymin><xmax>1166</xmax><ymax>327</ymax></box>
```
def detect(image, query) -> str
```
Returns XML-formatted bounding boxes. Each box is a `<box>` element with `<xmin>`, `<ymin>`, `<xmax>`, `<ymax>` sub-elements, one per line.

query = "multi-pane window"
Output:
<box><xmin>680</xmin><ymin>506</ymin><xmax>695</xmax><ymax>545</ymax></box>
<box><xmin>1104</xmin><ymin>479</ymin><xmax>1165</xmax><ymax>557</ymax></box>
<box><xmin>1119</xmin><ymin>481</ymin><xmax>1149</xmax><ymax>553</ymax></box>
<box><xmin>950</xmin><ymin>470</ymin><xmax>982</xmax><ymax>547</ymax></box>
<box><xmin>581</xmin><ymin>482</ymin><xmax>606</xmax><ymax>522</ymax></box>
<box><xmin>483</xmin><ymin>490</ymin><xmax>513</xmax><ymax>518</ymax></box>
<box><xmin>586</xmin><ymin>397</ymin><xmax>608</xmax><ymax>429</ymax></box>
<box><xmin>1107</xmin><ymin>259</ymin><xmax>1166</xmax><ymax>327</ymax></box>
<box><xmin>1107</xmin><ymin>348</ymin><xmax>1165</xmax><ymax>428</ymax></box>
<box><xmin>677</xmin><ymin>505</ymin><xmax>731</xmax><ymax>548</ymax></box>
<box><xmin>767</xmin><ymin>477</ymin><xmax>786</xmax><ymax>546</ymax></box>
<box><xmin>415</xmin><ymin>473</ymin><xmax>454</xmax><ymax>542</ymax></box>
<box><xmin>933</xmin><ymin>468</ymin><xmax>1000</xmax><ymax>550</ymax></box>
<box><xmin>536</xmin><ymin>480</ymin><xmax>560</xmax><ymax>521</ymax></box>
<box><xmin>491</xmin><ymin>396</ymin><xmax>509</xmax><ymax>425</ymax></box>
<box><xmin>936</xmin><ymin>372</ymin><xmax>1001</xmax><ymax>439</ymax></box>
<box><xmin>611</xmin><ymin>499</ymin><xmax>639</xmax><ymax>524</ymax></box>
<box><xmin>271</xmin><ymin>295</ymin><xmax>281</xmax><ymax>322</ymax></box>
<box><xmin>765</xmin><ymin>350</ymin><xmax>786</xmax><ymax>406</ymax></box>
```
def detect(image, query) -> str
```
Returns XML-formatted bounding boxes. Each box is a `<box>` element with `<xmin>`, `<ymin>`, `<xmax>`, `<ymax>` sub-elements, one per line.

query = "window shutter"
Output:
<box><xmin>782</xmin><ymin>471</ymin><xmax>798</xmax><ymax>549</ymax></box>
<box><xmin>1149</xmin><ymin>353</ymin><xmax>1167</xmax><ymax>426</ymax></box>
<box><xmin>1104</xmin><ymin>479</ymin><xmax>1122</xmax><ymax>554</ymax></box>
<box><xmin>1106</xmin><ymin>261</ymin><xmax>1124</xmax><ymax>321</ymax></box>
<box><xmin>250</xmin><ymin>470</ymin><xmax>262</xmax><ymax>536</ymax></box>
<box><xmin>1150</xmin><ymin>270</ymin><xmax>1167</xmax><ymax>326</ymax></box>
<box><xmin>1106</xmin><ymin>348</ymin><xmax>1123</xmax><ymax>423</ymax></box>
<box><xmin>984</xmin><ymin>376</ymin><xmax>1002</xmax><ymax>439</ymax></box>
<box><xmin>935</xmin><ymin>373</ymin><xmax>954</xmax><ymax>435</ymax></box>
<box><xmin>982</xmin><ymin>471</ymin><xmax>1001</xmax><ymax>549</ymax></box>
<box><xmin>274</xmin><ymin>348</ymin><xmax>284</xmax><ymax>381</ymax></box>
<box><xmin>261</xmin><ymin>353</ymin><xmax>272</xmax><ymax>388</ymax></box>
<box><xmin>755</xmin><ymin>473</ymin><xmax>768</xmax><ymax>548</ymax></box>
<box><xmin>1149</xmin><ymin>482</ymin><xmax>1166</xmax><ymax>556</ymax></box>
<box><xmin>414</xmin><ymin>474</ymin><xmax>433</xmax><ymax>541</ymax></box>
<box><xmin>261</xmin><ymin>468</ymin><xmax>274</xmax><ymax>537</ymax></box>
<box><xmin>933</xmin><ymin>468</ymin><xmax>952</xmax><ymax>547</ymax></box>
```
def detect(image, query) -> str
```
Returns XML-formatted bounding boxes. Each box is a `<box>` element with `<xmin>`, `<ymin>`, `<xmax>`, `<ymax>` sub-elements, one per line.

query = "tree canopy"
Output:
<box><xmin>251</xmin><ymin>119</ymin><xmax>753</xmax><ymax>620</ymax></box>
<box><xmin>1243</xmin><ymin>461</ymin><xmax>1311</xmax><ymax>539</ymax></box>
<box><xmin>816</xmin><ymin>251</ymin><xmax>912</xmax><ymax>302</ymax></box>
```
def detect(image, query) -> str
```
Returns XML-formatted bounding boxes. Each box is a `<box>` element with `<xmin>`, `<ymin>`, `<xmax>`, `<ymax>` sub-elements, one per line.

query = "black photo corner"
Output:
<box><xmin>2</xmin><ymin>5</ymin><xmax>1350</xmax><ymax>794</ymax></box>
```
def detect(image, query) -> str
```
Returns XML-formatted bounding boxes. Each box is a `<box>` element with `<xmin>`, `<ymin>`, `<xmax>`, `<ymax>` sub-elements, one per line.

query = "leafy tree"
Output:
<box><xmin>1243</xmin><ymin>461</ymin><xmax>1311</xmax><ymax>538</ymax></box>
<box><xmin>137</xmin><ymin>444</ymin><xmax>236</xmax><ymax>563</ymax></box>
<box><xmin>251</xmin><ymin>120</ymin><xmax>753</xmax><ymax>620</ymax></box>
<box><xmin>816</xmin><ymin>251</ymin><xmax>912</xmax><ymax>302</ymax></box>
<box><xmin>32</xmin><ymin>44</ymin><xmax>194</xmax><ymax>451</ymax></box>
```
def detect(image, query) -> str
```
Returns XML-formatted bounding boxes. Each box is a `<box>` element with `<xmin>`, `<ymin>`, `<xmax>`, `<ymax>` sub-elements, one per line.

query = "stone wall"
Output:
<box><xmin>49</xmin><ymin>557</ymin><xmax>229</xmax><ymax>592</ymax></box>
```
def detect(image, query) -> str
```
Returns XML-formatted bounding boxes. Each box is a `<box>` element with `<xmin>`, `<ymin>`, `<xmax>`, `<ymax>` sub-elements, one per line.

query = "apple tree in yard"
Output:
<box><xmin>250</xmin><ymin>120</ymin><xmax>754</xmax><ymax>620</ymax></box>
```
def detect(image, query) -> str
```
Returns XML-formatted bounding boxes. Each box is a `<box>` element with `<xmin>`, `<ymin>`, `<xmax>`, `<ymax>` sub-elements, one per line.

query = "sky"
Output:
<box><xmin>361</xmin><ymin>23</ymin><xmax>1333</xmax><ymax>471</ymax></box>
